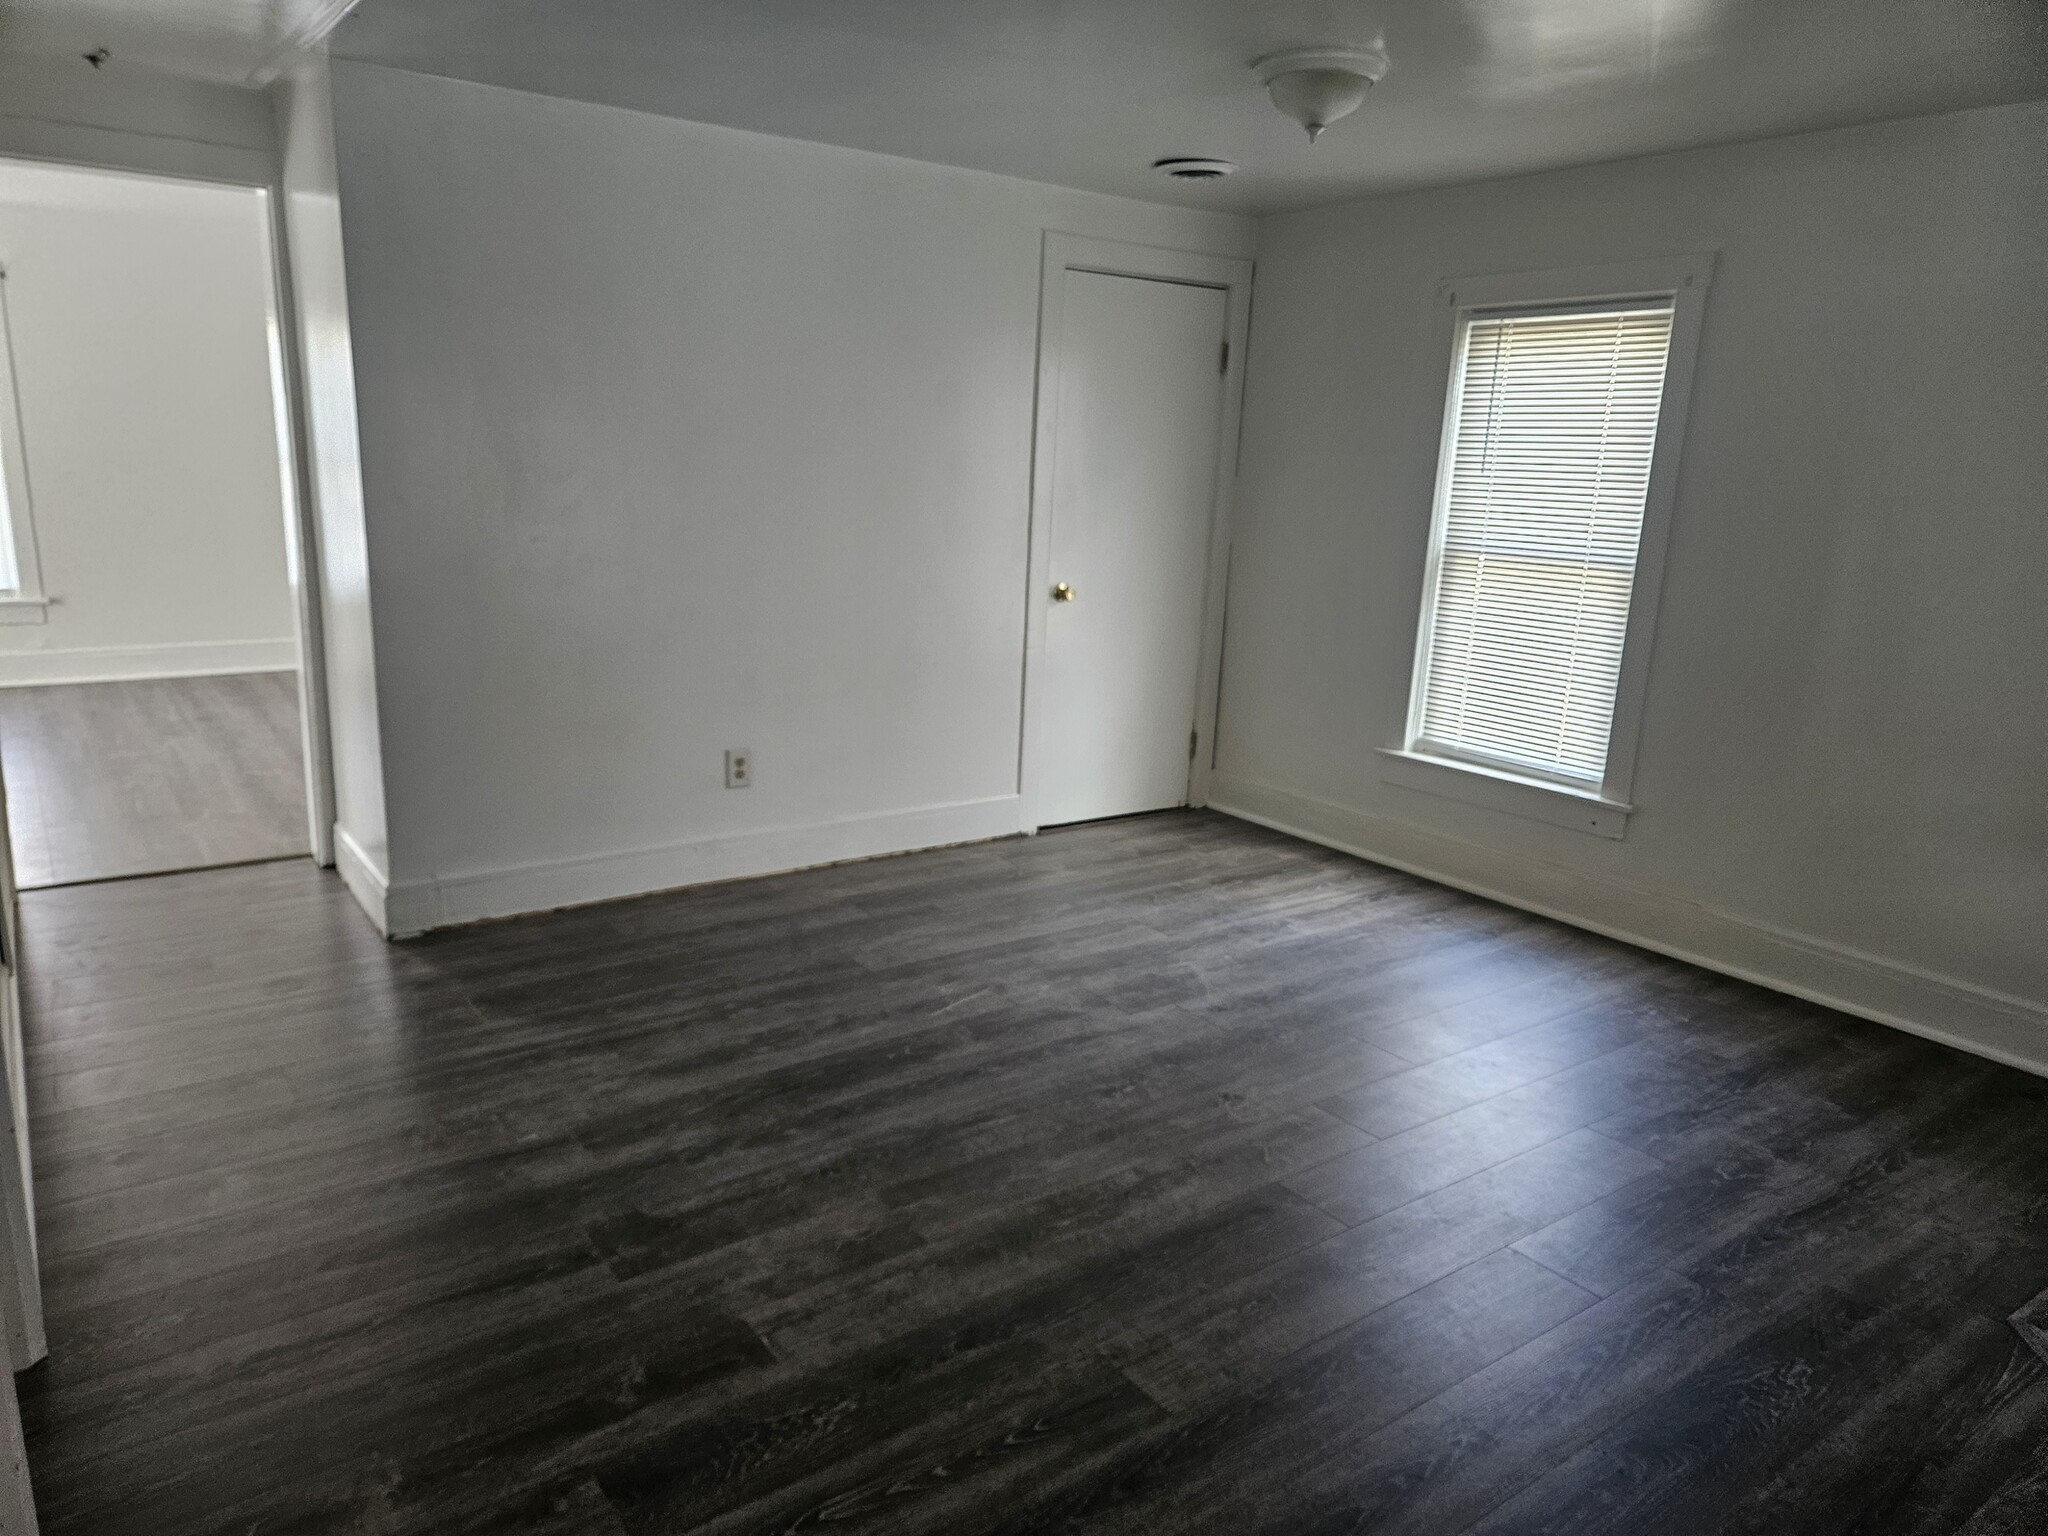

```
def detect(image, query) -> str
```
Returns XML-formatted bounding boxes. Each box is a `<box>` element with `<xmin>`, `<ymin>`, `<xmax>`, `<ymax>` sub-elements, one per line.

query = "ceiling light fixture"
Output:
<box><xmin>1152</xmin><ymin>157</ymin><xmax>1238</xmax><ymax>180</ymax></box>
<box><xmin>1252</xmin><ymin>46</ymin><xmax>1390</xmax><ymax>142</ymax></box>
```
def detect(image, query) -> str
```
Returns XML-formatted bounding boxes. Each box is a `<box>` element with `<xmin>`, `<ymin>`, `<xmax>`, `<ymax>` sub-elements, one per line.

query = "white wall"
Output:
<box><xmin>0</xmin><ymin>159</ymin><xmax>297</xmax><ymax>685</ymax></box>
<box><xmin>1216</xmin><ymin>102</ymin><xmax>2048</xmax><ymax>1071</ymax></box>
<box><xmin>327</xmin><ymin>63</ymin><xmax>1253</xmax><ymax>932</ymax></box>
<box><xmin>274</xmin><ymin>59</ymin><xmax>389</xmax><ymax>917</ymax></box>
<box><xmin>0</xmin><ymin>54</ymin><xmax>274</xmax><ymax>185</ymax></box>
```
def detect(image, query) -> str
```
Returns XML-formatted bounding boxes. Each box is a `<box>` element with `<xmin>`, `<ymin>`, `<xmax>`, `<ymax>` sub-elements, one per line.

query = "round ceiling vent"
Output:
<box><xmin>1152</xmin><ymin>158</ymin><xmax>1238</xmax><ymax>180</ymax></box>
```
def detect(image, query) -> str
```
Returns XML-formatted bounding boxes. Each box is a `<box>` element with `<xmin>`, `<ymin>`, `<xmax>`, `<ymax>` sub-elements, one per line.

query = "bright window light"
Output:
<box><xmin>1409</xmin><ymin>301</ymin><xmax>1676</xmax><ymax>784</ymax></box>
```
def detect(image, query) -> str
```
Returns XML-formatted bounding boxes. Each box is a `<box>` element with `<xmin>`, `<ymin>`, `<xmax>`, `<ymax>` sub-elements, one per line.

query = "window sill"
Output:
<box><xmin>0</xmin><ymin>597</ymin><xmax>47</xmax><ymax>627</ymax></box>
<box><xmin>1377</xmin><ymin>748</ymin><xmax>1631</xmax><ymax>839</ymax></box>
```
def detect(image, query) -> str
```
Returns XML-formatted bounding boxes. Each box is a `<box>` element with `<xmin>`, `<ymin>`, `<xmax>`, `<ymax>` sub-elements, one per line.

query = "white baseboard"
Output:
<box><xmin>382</xmin><ymin>794</ymin><xmax>1027</xmax><ymax>938</ymax></box>
<box><xmin>1207</xmin><ymin>771</ymin><xmax>2048</xmax><ymax>1080</ymax></box>
<box><xmin>0</xmin><ymin>638</ymin><xmax>297</xmax><ymax>688</ymax></box>
<box><xmin>332</xmin><ymin>823</ymin><xmax>390</xmax><ymax>936</ymax></box>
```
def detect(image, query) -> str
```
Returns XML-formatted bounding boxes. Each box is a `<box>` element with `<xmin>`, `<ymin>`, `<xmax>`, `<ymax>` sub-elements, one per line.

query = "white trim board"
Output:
<box><xmin>332</xmin><ymin>823</ymin><xmax>389</xmax><ymax>936</ymax></box>
<box><xmin>383</xmin><ymin>794</ymin><xmax>1027</xmax><ymax>938</ymax></box>
<box><xmin>0</xmin><ymin>638</ymin><xmax>296</xmax><ymax>687</ymax></box>
<box><xmin>257</xmin><ymin>180</ymin><xmax>337</xmax><ymax>869</ymax></box>
<box><xmin>1207</xmin><ymin>771</ymin><xmax>2048</xmax><ymax>1080</ymax></box>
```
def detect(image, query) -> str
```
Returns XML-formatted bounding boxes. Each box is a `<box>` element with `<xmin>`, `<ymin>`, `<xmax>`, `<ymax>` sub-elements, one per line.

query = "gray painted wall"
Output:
<box><xmin>326</xmin><ymin>62</ymin><xmax>1253</xmax><ymax>932</ymax></box>
<box><xmin>1215</xmin><ymin>101</ymin><xmax>2048</xmax><ymax>1069</ymax></box>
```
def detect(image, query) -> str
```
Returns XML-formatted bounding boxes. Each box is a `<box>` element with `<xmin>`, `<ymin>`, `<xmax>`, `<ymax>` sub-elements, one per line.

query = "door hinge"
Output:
<box><xmin>1189</xmin><ymin>727</ymin><xmax>1199</xmax><ymax>760</ymax></box>
<box><xmin>1218</xmin><ymin>339</ymin><xmax>1230</xmax><ymax>374</ymax></box>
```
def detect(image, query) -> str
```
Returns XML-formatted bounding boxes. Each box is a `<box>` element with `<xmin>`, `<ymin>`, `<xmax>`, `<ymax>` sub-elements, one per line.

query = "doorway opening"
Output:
<box><xmin>0</xmin><ymin>156</ymin><xmax>323</xmax><ymax>890</ymax></box>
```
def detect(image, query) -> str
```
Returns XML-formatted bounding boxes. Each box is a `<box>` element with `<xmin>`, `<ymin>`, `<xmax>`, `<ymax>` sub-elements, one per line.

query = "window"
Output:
<box><xmin>0</xmin><ymin>268</ymin><xmax>44</xmax><ymax>621</ymax></box>
<box><xmin>1383</xmin><ymin>256</ymin><xmax>1712</xmax><ymax>837</ymax></box>
<box><xmin>1418</xmin><ymin>301</ymin><xmax>1671</xmax><ymax>780</ymax></box>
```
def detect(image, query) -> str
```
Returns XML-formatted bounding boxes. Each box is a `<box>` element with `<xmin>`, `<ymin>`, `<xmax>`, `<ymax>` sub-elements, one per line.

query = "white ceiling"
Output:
<box><xmin>0</xmin><ymin>0</ymin><xmax>355</xmax><ymax>83</ymax></box>
<box><xmin>324</xmin><ymin>0</ymin><xmax>2047</xmax><ymax>212</ymax></box>
<box><xmin>0</xmin><ymin>0</ymin><xmax>2039</xmax><ymax>207</ymax></box>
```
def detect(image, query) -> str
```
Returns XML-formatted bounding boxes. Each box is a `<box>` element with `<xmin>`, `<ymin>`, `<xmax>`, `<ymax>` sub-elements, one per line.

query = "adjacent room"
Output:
<box><xmin>0</xmin><ymin>1</ymin><xmax>2038</xmax><ymax>1533</ymax></box>
<box><xmin>0</xmin><ymin>157</ymin><xmax>312</xmax><ymax>889</ymax></box>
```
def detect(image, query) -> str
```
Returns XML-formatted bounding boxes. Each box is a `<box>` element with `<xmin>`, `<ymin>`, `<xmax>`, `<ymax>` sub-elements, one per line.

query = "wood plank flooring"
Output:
<box><xmin>0</xmin><ymin>672</ymin><xmax>307</xmax><ymax>889</ymax></box>
<box><xmin>14</xmin><ymin>810</ymin><xmax>2048</xmax><ymax>1534</ymax></box>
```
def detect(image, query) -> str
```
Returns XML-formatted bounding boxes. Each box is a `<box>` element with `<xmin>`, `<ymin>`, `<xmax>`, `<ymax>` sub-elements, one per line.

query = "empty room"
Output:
<box><xmin>0</xmin><ymin>155</ymin><xmax>315</xmax><ymax>892</ymax></box>
<box><xmin>0</xmin><ymin>1</ymin><xmax>2040</xmax><ymax>1533</ymax></box>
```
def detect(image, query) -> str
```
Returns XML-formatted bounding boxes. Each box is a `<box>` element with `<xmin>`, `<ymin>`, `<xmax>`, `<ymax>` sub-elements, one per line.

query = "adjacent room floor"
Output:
<box><xmin>15</xmin><ymin>811</ymin><xmax>2048</xmax><ymax>1534</ymax></box>
<box><xmin>0</xmin><ymin>672</ymin><xmax>307</xmax><ymax>888</ymax></box>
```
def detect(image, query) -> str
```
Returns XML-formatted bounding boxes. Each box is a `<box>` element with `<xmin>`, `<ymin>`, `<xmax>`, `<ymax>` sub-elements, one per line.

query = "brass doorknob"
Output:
<box><xmin>1052</xmin><ymin>582</ymin><xmax>1076</xmax><ymax>603</ymax></box>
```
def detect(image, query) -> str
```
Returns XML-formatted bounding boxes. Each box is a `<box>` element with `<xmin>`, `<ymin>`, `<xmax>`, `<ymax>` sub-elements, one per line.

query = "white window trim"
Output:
<box><xmin>1386</xmin><ymin>253</ymin><xmax>1716</xmax><ymax>840</ymax></box>
<box><xmin>0</xmin><ymin>270</ymin><xmax>47</xmax><ymax>625</ymax></box>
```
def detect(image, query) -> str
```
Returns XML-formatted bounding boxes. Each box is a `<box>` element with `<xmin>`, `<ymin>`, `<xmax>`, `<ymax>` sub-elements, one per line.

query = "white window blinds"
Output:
<box><xmin>1412</xmin><ymin>301</ymin><xmax>1676</xmax><ymax>783</ymax></box>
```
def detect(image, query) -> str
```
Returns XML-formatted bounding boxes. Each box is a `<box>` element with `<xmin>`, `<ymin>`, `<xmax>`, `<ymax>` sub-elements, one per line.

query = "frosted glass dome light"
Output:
<box><xmin>1253</xmin><ymin>47</ymin><xmax>1391</xmax><ymax>142</ymax></box>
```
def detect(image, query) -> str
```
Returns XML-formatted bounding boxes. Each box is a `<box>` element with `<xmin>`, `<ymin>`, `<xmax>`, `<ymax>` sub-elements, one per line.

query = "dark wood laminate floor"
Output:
<box><xmin>14</xmin><ymin>811</ymin><xmax>2048</xmax><ymax>1534</ymax></box>
<box><xmin>0</xmin><ymin>672</ymin><xmax>308</xmax><ymax>889</ymax></box>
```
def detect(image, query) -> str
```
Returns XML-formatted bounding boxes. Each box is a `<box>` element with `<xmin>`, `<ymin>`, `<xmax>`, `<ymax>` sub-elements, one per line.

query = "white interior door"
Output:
<box><xmin>1039</xmin><ymin>269</ymin><xmax>1228</xmax><ymax>826</ymax></box>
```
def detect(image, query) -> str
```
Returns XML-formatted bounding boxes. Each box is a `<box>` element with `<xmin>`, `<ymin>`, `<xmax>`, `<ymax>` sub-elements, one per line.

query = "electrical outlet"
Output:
<box><xmin>724</xmin><ymin>749</ymin><xmax>752</xmax><ymax>789</ymax></box>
